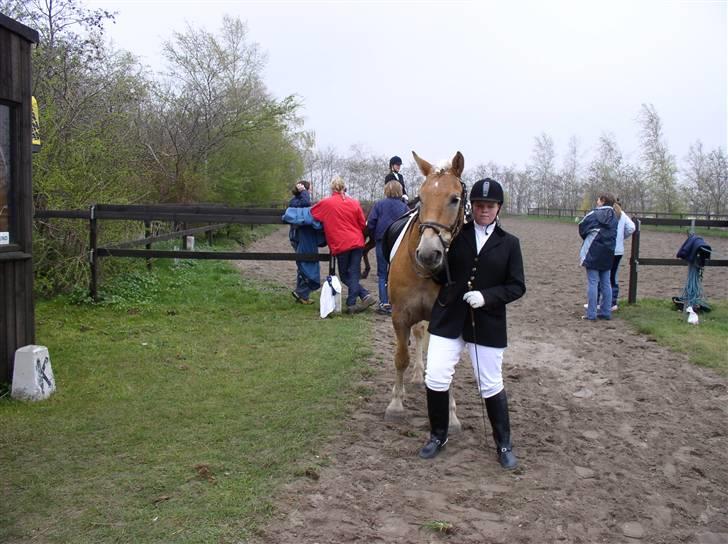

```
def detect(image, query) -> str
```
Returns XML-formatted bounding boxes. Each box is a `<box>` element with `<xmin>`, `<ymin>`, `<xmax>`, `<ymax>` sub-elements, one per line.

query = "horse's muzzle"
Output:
<box><xmin>415</xmin><ymin>237</ymin><xmax>445</xmax><ymax>273</ymax></box>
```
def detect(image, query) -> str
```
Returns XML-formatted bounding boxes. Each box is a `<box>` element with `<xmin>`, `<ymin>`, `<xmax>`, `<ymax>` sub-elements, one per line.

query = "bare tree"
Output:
<box><xmin>559</xmin><ymin>135</ymin><xmax>583</xmax><ymax>210</ymax></box>
<box><xmin>585</xmin><ymin>133</ymin><xmax>623</xmax><ymax>208</ymax></box>
<box><xmin>683</xmin><ymin>140</ymin><xmax>711</xmax><ymax>213</ymax></box>
<box><xmin>527</xmin><ymin>133</ymin><xmax>557</xmax><ymax>209</ymax></box>
<box><xmin>638</xmin><ymin>103</ymin><xmax>680</xmax><ymax>213</ymax></box>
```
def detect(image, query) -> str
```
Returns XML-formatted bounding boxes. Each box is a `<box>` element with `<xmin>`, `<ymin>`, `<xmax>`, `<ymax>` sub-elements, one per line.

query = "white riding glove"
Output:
<box><xmin>402</xmin><ymin>194</ymin><xmax>409</xmax><ymax>203</ymax></box>
<box><xmin>463</xmin><ymin>290</ymin><xmax>485</xmax><ymax>308</ymax></box>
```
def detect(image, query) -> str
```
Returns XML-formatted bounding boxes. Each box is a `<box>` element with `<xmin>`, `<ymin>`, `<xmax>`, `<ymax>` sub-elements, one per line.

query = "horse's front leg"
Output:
<box><xmin>449</xmin><ymin>390</ymin><xmax>462</xmax><ymax>433</ymax></box>
<box><xmin>409</xmin><ymin>321</ymin><xmax>427</xmax><ymax>385</ymax></box>
<box><xmin>360</xmin><ymin>236</ymin><xmax>374</xmax><ymax>279</ymax></box>
<box><xmin>385</xmin><ymin>321</ymin><xmax>411</xmax><ymax>421</ymax></box>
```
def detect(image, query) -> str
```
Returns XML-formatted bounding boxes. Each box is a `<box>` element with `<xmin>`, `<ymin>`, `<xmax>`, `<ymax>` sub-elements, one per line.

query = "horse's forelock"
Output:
<box><xmin>432</xmin><ymin>159</ymin><xmax>452</xmax><ymax>176</ymax></box>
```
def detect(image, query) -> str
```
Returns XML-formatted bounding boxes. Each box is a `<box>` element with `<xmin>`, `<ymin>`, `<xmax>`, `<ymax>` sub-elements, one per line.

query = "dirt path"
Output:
<box><xmin>235</xmin><ymin>218</ymin><xmax>728</xmax><ymax>544</ymax></box>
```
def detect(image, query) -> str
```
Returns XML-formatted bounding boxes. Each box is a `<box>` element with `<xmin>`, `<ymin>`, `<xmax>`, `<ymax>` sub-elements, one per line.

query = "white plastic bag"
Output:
<box><xmin>686</xmin><ymin>306</ymin><xmax>699</xmax><ymax>325</ymax></box>
<box><xmin>320</xmin><ymin>275</ymin><xmax>342</xmax><ymax>318</ymax></box>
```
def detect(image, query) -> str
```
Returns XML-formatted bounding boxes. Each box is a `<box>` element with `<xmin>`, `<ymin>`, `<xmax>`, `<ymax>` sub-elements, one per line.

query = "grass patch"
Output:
<box><xmin>0</xmin><ymin>251</ymin><xmax>373</xmax><ymax>543</ymax></box>
<box><xmin>620</xmin><ymin>299</ymin><xmax>728</xmax><ymax>373</ymax></box>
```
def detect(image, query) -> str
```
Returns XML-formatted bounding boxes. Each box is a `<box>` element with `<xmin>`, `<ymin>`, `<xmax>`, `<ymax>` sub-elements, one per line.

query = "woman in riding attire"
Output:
<box><xmin>419</xmin><ymin>178</ymin><xmax>526</xmax><ymax>469</ymax></box>
<box><xmin>384</xmin><ymin>155</ymin><xmax>408</xmax><ymax>204</ymax></box>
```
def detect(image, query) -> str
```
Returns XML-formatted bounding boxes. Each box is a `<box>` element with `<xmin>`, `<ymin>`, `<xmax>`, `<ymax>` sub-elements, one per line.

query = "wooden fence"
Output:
<box><xmin>35</xmin><ymin>204</ymin><xmax>331</xmax><ymax>300</ymax></box>
<box><xmin>627</xmin><ymin>217</ymin><xmax>728</xmax><ymax>304</ymax></box>
<box><xmin>529</xmin><ymin>208</ymin><xmax>728</xmax><ymax>222</ymax></box>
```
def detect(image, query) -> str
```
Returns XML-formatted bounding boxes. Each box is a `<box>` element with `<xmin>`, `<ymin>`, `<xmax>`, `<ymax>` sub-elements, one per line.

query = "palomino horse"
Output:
<box><xmin>385</xmin><ymin>151</ymin><xmax>466</xmax><ymax>431</ymax></box>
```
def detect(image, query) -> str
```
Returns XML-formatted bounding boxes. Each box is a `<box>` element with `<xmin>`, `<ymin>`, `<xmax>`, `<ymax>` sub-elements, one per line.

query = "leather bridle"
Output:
<box><xmin>414</xmin><ymin>179</ymin><xmax>467</xmax><ymax>284</ymax></box>
<box><xmin>417</xmin><ymin>179</ymin><xmax>467</xmax><ymax>251</ymax></box>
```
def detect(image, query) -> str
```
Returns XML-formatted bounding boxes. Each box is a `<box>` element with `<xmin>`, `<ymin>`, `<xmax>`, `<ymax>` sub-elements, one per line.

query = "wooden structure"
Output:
<box><xmin>35</xmin><ymin>204</ymin><xmax>333</xmax><ymax>301</ymax></box>
<box><xmin>627</xmin><ymin>217</ymin><xmax>728</xmax><ymax>304</ymax></box>
<box><xmin>0</xmin><ymin>14</ymin><xmax>39</xmax><ymax>383</ymax></box>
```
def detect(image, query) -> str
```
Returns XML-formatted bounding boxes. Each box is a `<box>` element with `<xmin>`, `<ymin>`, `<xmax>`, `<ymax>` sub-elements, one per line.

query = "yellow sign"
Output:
<box><xmin>32</xmin><ymin>96</ymin><xmax>41</xmax><ymax>152</ymax></box>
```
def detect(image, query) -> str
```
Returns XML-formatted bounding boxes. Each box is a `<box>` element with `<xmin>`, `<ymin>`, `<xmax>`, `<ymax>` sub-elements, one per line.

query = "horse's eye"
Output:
<box><xmin>450</xmin><ymin>196</ymin><xmax>461</xmax><ymax>206</ymax></box>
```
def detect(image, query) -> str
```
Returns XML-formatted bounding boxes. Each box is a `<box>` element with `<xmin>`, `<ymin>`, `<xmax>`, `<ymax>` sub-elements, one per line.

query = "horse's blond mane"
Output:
<box><xmin>432</xmin><ymin>159</ymin><xmax>452</xmax><ymax>175</ymax></box>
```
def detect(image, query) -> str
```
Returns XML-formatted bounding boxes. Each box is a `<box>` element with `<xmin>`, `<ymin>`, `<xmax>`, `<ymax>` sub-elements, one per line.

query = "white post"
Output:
<box><xmin>11</xmin><ymin>345</ymin><xmax>56</xmax><ymax>401</ymax></box>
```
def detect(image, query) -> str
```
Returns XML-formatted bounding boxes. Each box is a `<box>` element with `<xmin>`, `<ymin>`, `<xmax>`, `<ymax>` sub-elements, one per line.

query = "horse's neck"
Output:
<box><xmin>404</xmin><ymin>215</ymin><xmax>431</xmax><ymax>278</ymax></box>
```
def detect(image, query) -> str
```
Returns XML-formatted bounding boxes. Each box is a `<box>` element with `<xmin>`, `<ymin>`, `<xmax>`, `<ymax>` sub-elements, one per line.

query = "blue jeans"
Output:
<box><xmin>337</xmin><ymin>248</ymin><xmax>369</xmax><ymax>307</ymax></box>
<box><xmin>375</xmin><ymin>240</ymin><xmax>389</xmax><ymax>305</ymax></box>
<box><xmin>586</xmin><ymin>268</ymin><xmax>612</xmax><ymax>319</ymax></box>
<box><xmin>598</xmin><ymin>255</ymin><xmax>623</xmax><ymax>308</ymax></box>
<box><xmin>610</xmin><ymin>254</ymin><xmax>622</xmax><ymax>303</ymax></box>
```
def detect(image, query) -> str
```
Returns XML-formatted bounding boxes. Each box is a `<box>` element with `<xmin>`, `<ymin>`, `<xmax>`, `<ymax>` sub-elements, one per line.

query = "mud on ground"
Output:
<box><xmin>234</xmin><ymin>217</ymin><xmax>728</xmax><ymax>544</ymax></box>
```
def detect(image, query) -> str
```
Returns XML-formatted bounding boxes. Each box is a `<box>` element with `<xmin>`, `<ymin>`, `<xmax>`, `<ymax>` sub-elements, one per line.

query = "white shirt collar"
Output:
<box><xmin>474</xmin><ymin>221</ymin><xmax>495</xmax><ymax>252</ymax></box>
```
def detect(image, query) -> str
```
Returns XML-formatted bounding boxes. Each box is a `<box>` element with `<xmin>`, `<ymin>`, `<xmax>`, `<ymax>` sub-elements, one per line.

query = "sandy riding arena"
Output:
<box><xmin>235</xmin><ymin>217</ymin><xmax>728</xmax><ymax>544</ymax></box>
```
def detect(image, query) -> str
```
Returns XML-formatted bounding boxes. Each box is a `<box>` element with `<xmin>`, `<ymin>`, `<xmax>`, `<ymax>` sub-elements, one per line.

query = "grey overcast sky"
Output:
<box><xmin>89</xmin><ymin>0</ymin><xmax>727</xmax><ymax>170</ymax></box>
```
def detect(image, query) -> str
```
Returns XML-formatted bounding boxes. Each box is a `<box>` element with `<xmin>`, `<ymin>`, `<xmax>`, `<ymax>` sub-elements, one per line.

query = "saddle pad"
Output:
<box><xmin>384</xmin><ymin>210</ymin><xmax>418</xmax><ymax>264</ymax></box>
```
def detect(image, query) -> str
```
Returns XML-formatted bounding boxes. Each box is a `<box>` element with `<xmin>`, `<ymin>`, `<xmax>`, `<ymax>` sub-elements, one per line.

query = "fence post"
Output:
<box><xmin>89</xmin><ymin>204</ymin><xmax>98</xmax><ymax>301</ymax></box>
<box><xmin>181</xmin><ymin>222</ymin><xmax>188</xmax><ymax>250</ymax></box>
<box><xmin>144</xmin><ymin>220</ymin><xmax>152</xmax><ymax>271</ymax></box>
<box><xmin>207</xmin><ymin>223</ymin><xmax>213</xmax><ymax>246</ymax></box>
<box><xmin>628</xmin><ymin>219</ymin><xmax>640</xmax><ymax>304</ymax></box>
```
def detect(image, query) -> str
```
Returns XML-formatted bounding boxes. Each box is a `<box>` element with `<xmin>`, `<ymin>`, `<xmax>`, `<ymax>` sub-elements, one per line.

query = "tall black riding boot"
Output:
<box><xmin>419</xmin><ymin>387</ymin><xmax>450</xmax><ymax>459</ymax></box>
<box><xmin>485</xmin><ymin>389</ymin><xmax>518</xmax><ymax>469</ymax></box>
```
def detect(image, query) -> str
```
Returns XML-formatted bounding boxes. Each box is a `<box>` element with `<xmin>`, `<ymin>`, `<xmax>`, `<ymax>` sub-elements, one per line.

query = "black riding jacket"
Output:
<box><xmin>428</xmin><ymin>221</ymin><xmax>526</xmax><ymax>348</ymax></box>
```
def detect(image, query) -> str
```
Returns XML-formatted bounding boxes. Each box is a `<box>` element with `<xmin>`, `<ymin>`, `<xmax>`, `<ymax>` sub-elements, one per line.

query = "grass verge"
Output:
<box><xmin>619</xmin><ymin>299</ymin><xmax>728</xmax><ymax>374</ymax></box>
<box><xmin>0</xmin><ymin>249</ymin><xmax>373</xmax><ymax>543</ymax></box>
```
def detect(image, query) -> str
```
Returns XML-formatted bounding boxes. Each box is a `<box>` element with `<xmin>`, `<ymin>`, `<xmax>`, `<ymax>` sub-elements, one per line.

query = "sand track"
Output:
<box><xmin>235</xmin><ymin>217</ymin><xmax>728</xmax><ymax>544</ymax></box>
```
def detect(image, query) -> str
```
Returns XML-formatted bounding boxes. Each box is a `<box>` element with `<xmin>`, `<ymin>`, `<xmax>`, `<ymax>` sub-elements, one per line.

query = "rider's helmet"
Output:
<box><xmin>469</xmin><ymin>178</ymin><xmax>504</xmax><ymax>204</ymax></box>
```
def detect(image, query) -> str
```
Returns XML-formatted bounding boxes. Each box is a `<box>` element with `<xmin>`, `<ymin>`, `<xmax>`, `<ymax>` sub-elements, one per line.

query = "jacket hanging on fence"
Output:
<box><xmin>676</xmin><ymin>234</ymin><xmax>712</xmax><ymax>267</ymax></box>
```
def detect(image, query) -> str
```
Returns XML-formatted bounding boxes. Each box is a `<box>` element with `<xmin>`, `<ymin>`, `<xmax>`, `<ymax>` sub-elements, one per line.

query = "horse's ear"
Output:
<box><xmin>412</xmin><ymin>151</ymin><xmax>432</xmax><ymax>177</ymax></box>
<box><xmin>451</xmin><ymin>151</ymin><xmax>465</xmax><ymax>178</ymax></box>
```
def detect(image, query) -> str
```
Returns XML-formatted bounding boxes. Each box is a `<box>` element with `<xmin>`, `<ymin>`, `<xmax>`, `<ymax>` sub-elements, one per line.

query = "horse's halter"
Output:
<box><xmin>417</xmin><ymin>178</ymin><xmax>467</xmax><ymax>251</ymax></box>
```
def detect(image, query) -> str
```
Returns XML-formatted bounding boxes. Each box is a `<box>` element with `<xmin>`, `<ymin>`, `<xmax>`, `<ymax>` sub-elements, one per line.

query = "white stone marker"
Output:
<box><xmin>186</xmin><ymin>235</ymin><xmax>195</xmax><ymax>250</ymax></box>
<box><xmin>11</xmin><ymin>345</ymin><xmax>56</xmax><ymax>401</ymax></box>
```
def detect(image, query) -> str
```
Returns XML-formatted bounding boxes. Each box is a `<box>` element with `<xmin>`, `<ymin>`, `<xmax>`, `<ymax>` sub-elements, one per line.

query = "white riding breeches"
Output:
<box><xmin>425</xmin><ymin>333</ymin><xmax>505</xmax><ymax>399</ymax></box>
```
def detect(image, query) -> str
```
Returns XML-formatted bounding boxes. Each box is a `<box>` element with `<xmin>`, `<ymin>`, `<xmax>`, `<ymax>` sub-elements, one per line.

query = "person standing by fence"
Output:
<box><xmin>287</xmin><ymin>180</ymin><xmax>320</xmax><ymax>305</ymax></box>
<box><xmin>579</xmin><ymin>193</ymin><xmax>618</xmax><ymax>320</ymax></box>
<box><xmin>366</xmin><ymin>180</ymin><xmax>409</xmax><ymax>315</ymax></box>
<box><xmin>610</xmin><ymin>200</ymin><xmax>635</xmax><ymax>311</ymax></box>
<box><xmin>311</xmin><ymin>176</ymin><xmax>377</xmax><ymax>314</ymax></box>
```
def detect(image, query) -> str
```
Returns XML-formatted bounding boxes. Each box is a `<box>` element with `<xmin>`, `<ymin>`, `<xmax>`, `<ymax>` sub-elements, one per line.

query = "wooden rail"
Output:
<box><xmin>35</xmin><ymin>204</ymin><xmax>328</xmax><ymax>301</ymax></box>
<box><xmin>627</xmin><ymin>217</ymin><xmax>728</xmax><ymax>304</ymax></box>
<box><xmin>528</xmin><ymin>208</ymin><xmax>728</xmax><ymax>222</ymax></box>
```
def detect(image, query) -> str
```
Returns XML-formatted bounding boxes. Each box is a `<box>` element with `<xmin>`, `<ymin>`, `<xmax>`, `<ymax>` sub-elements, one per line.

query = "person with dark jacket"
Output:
<box><xmin>287</xmin><ymin>180</ymin><xmax>320</xmax><ymax>304</ymax></box>
<box><xmin>578</xmin><ymin>193</ymin><xmax>618</xmax><ymax>320</ymax></box>
<box><xmin>419</xmin><ymin>178</ymin><xmax>526</xmax><ymax>469</ymax></box>
<box><xmin>366</xmin><ymin>180</ymin><xmax>409</xmax><ymax>314</ymax></box>
<box><xmin>384</xmin><ymin>155</ymin><xmax>407</xmax><ymax>203</ymax></box>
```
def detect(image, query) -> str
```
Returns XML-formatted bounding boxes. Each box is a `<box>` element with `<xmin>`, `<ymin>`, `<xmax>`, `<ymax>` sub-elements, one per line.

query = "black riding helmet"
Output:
<box><xmin>470</xmin><ymin>178</ymin><xmax>504</xmax><ymax>204</ymax></box>
<box><xmin>389</xmin><ymin>155</ymin><xmax>403</xmax><ymax>168</ymax></box>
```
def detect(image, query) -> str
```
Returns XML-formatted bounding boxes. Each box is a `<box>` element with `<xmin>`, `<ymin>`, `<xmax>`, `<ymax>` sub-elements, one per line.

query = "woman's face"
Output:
<box><xmin>472</xmin><ymin>200</ymin><xmax>500</xmax><ymax>226</ymax></box>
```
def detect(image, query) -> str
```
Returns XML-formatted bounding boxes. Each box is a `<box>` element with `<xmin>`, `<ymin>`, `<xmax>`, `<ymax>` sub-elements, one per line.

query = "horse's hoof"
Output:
<box><xmin>448</xmin><ymin>419</ymin><xmax>462</xmax><ymax>434</ymax></box>
<box><xmin>384</xmin><ymin>407</ymin><xmax>406</xmax><ymax>422</ymax></box>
